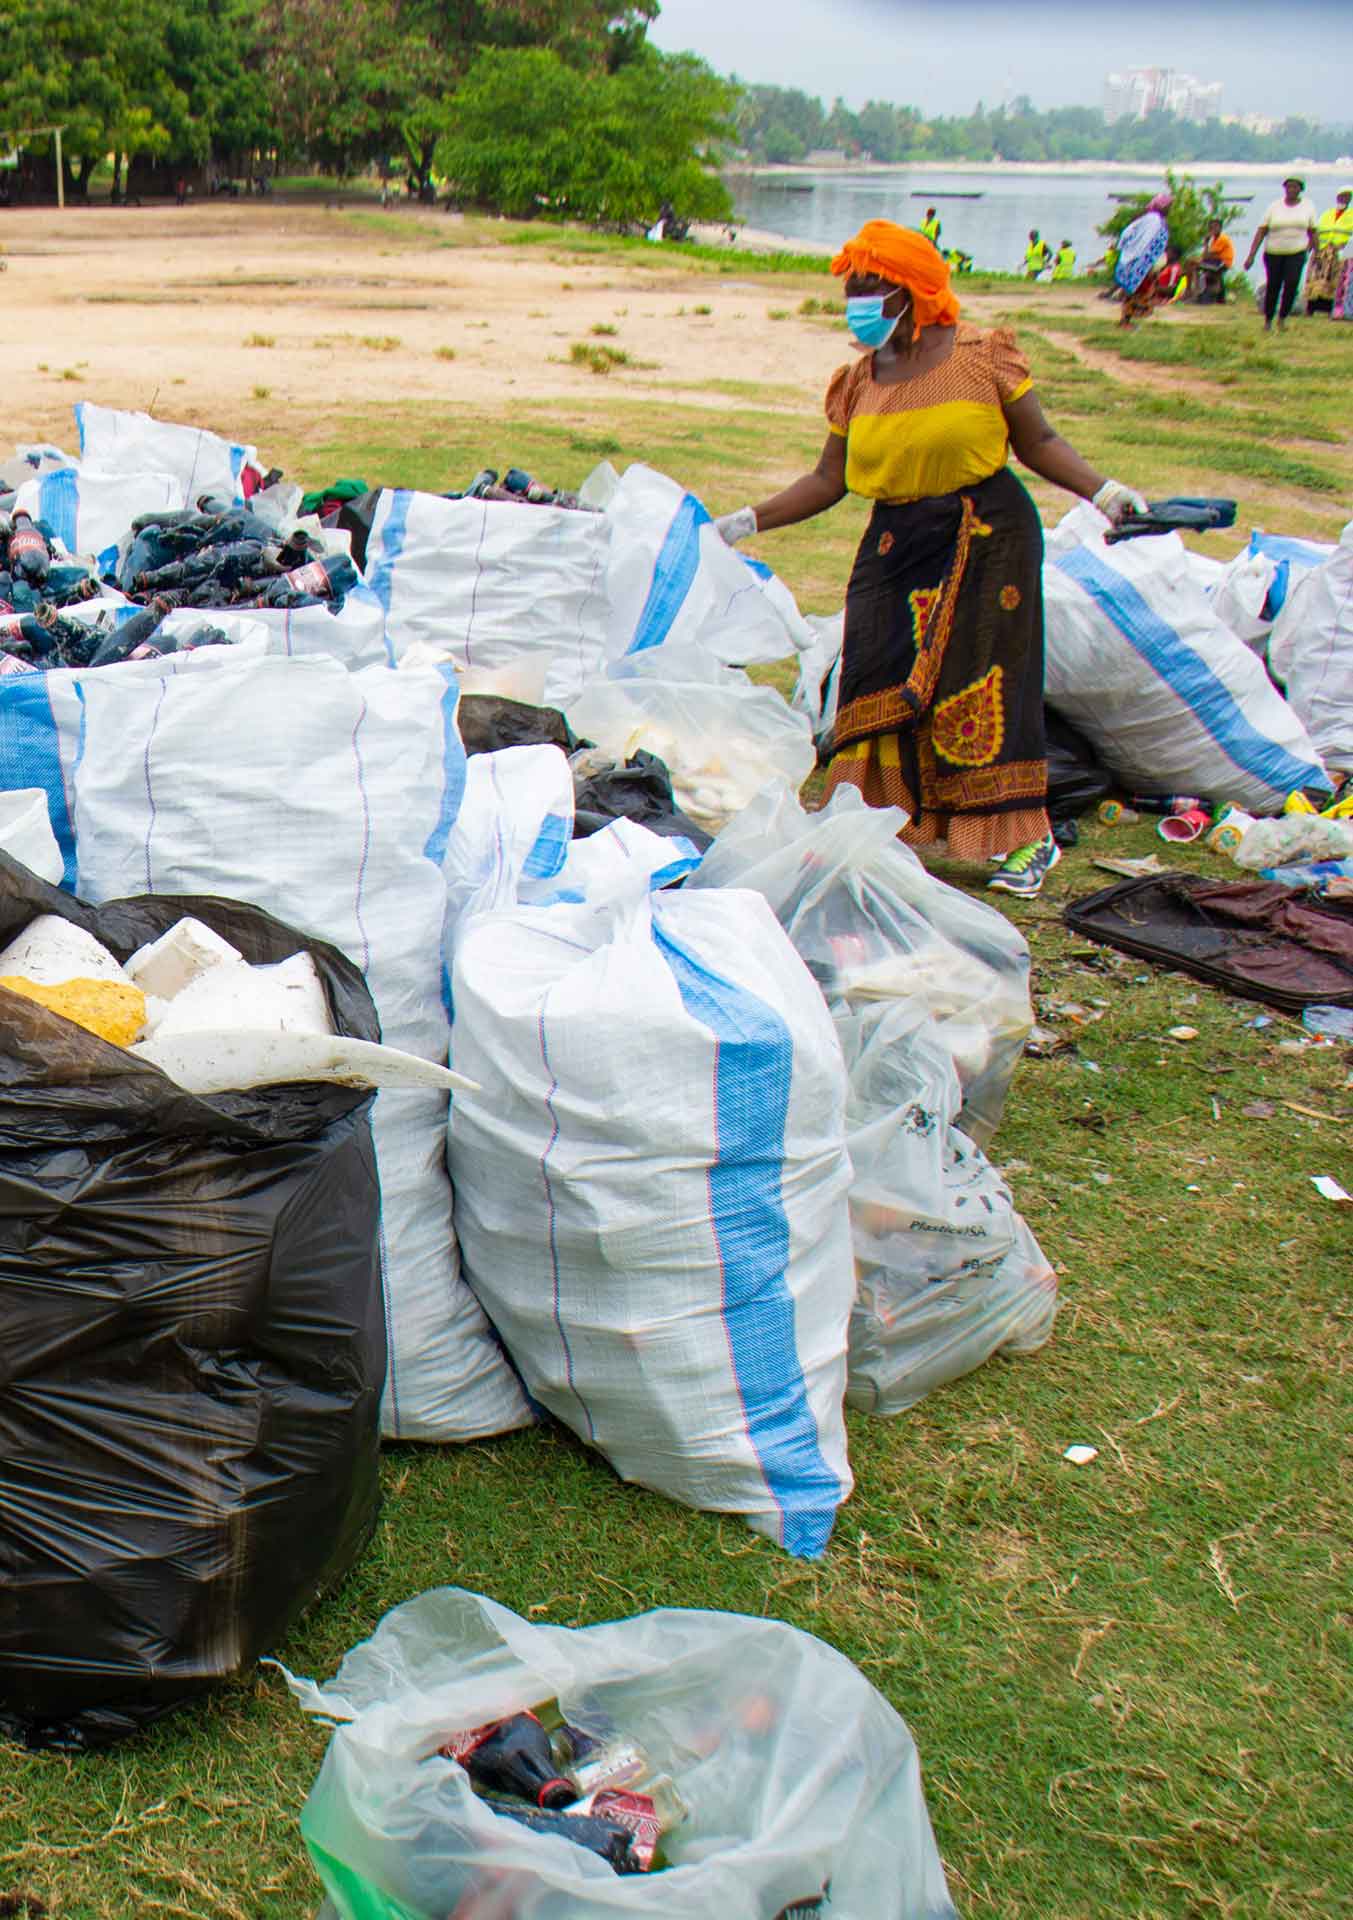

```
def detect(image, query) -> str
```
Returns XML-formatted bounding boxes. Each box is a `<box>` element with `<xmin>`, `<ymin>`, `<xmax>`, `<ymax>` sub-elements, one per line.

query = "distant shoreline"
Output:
<box><xmin>729</xmin><ymin>159</ymin><xmax>1353</xmax><ymax>180</ymax></box>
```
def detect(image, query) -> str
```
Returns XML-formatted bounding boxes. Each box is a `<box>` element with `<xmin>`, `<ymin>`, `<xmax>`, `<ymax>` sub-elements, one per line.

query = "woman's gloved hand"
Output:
<box><xmin>714</xmin><ymin>506</ymin><xmax>758</xmax><ymax>546</ymax></box>
<box><xmin>1091</xmin><ymin>479</ymin><xmax>1150</xmax><ymax>525</ymax></box>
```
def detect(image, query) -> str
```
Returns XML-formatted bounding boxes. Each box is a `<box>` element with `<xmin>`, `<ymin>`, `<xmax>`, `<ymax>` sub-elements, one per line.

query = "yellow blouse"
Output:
<box><xmin>825</xmin><ymin>323</ymin><xmax>1034</xmax><ymax>505</ymax></box>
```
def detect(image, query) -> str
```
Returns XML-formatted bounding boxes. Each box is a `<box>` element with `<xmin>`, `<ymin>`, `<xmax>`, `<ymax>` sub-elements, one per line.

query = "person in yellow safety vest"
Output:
<box><xmin>921</xmin><ymin>207</ymin><xmax>942</xmax><ymax>247</ymax></box>
<box><xmin>1024</xmin><ymin>230</ymin><xmax>1051</xmax><ymax>277</ymax></box>
<box><xmin>1052</xmin><ymin>240</ymin><xmax>1076</xmax><ymax>280</ymax></box>
<box><xmin>1307</xmin><ymin>186</ymin><xmax>1353</xmax><ymax>314</ymax></box>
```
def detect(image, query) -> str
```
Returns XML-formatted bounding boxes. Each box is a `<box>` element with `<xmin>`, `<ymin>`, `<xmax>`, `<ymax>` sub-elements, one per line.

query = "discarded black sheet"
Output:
<box><xmin>1045</xmin><ymin>709</ymin><xmax>1114</xmax><ymax>826</ymax></box>
<box><xmin>572</xmin><ymin>749</ymin><xmax>713</xmax><ymax>849</ymax></box>
<box><xmin>458</xmin><ymin>694</ymin><xmax>577</xmax><ymax>757</ymax></box>
<box><xmin>1063</xmin><ymin>871</ymin><xmax>1353</xmax><ymax>1012</ymax></box>
<box><xmin>0</xmin><ymin>855</ymin><xmax>386</xmax><ymax>1750</ymax></box>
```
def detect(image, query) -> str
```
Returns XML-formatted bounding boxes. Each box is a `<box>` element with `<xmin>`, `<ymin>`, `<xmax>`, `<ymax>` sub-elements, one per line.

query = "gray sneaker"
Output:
<box><xmin>987</xmin><ymin>833</ymin><xmax>1062</xmax><ymax>898</ymax></box>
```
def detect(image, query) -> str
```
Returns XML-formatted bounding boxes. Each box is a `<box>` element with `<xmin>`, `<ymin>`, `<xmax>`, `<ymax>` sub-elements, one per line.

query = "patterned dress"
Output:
<box><xmin>820</xmin><ymin>324</ymin><xmax>1051</xmax><ymax>860</ymax></box>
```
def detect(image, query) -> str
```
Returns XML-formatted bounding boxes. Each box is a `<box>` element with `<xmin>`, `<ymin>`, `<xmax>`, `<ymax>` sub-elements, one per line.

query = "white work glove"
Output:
<box><xmin>1092</xmin><ymin>479</ymin><xmax>1149</xmax><ymax>525</ymax></box>
<box><xmin>714</xmin><ymin>505</ymin><xmax>758</xmax><ymax>546</ymax></box>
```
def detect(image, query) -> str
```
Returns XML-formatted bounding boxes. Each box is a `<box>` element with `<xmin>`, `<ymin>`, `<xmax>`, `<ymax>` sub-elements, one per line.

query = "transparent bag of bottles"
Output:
<box><xmin>286</xmin><ymin>1586</ymin><xmax>958</xmax><ymax>1920</ymax></box>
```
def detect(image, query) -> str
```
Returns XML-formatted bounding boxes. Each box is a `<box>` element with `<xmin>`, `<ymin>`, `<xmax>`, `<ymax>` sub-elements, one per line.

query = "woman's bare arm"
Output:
<box><xmin>1243</xmin><ymin>223</ymin><xmax>1269</xmax><ymax>269</ymax></box>
<box><xmin>751</xmin><ymin>432</ymin><xmax>848</xmax><ymax>531</ymax></box>
<box><xmin>1004</xmin><ymin>390</ymin><xmax>1105</xmax><ymax>499</ymax></box>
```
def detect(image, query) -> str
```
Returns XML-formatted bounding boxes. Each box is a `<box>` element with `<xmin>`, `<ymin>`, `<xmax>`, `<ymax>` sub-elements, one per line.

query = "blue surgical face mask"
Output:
<box><xmin>845</xmin><ymin>293</ymin><xmax>900</xmax><ymax>348</ymax></box>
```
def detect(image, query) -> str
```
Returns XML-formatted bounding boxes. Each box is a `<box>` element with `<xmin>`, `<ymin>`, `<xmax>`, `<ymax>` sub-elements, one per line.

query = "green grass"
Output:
<box><xmin>4</xmin><ymin>249</ymin><xmax>1350</xmax><ymax>1920</ymax></box>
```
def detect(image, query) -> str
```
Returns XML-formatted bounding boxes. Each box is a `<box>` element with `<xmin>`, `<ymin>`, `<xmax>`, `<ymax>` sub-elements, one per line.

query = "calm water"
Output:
<box><xmin>730</xmin><ymin>166</ymin><xmax>1328</xmax><ymax>276</ymax></box>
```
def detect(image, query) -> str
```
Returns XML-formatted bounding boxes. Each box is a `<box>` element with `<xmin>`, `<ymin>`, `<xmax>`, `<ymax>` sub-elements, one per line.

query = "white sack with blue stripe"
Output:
<box><xmin>1043</xmin><ymin>504</ymin><xmax>1328</xmax><ymax>813</ymax></box>
<box><xmin>364</xmin><ymin>489</ymin><xmax>612</xmax><ymax>704</ymax></box>
<box><xmin>604</xmin><ymin>464</ymin><xmax>812</xmax><ymax>666</ymax></box>
<box><xmin>448</xmin><ymin>848</ymin><xmax>855</xmax><ymax>1558</ymax></box>
<box><xmin>64</xmin><ymin>653</ymin><xmax>532</xmax><ymax>1445</ymax></box>
<box><xmin>1268</xmin><ymin>519</ymin><xmax>1353</xmax><ymax>772</ymax></box>
<box><xmin>13</xmin><ymin>467</ymin><xmax>181</xmax><ymax>571</ymax></box>
<box><xmin>73</xmin><ymin>402</ymin><xmax>256</xmax><ymax>506</ymax></box>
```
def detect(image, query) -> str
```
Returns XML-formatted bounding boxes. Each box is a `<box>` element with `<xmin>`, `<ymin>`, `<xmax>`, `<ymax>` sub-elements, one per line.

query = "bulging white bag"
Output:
<box><xmin>449</xmin><ymin>839</ymin><xmax>855</xmax><ymax>1557</ymax></box>
<box><xmin>1268</xmin><ymin>519</ymin><xmax>1353</xmax><ymax>773</ymax></box>
<box><xmin>14</xmin><ymin>467</ymin><xmax>181</xmax><ymax>573</ymax></box>
<box><xmin>791</xmin><ymin>612</ymin><xmax>844</xmax><ymax>747</ymax></box>
<box><xmin>692</xmin><ymin>787</ymin><xmax>1052</xmax><ymax>1415</ymax></box>
<box><xmin>0</xmin><ymin>788</ymin><xmax>62</xmax><ymax>886</ymax></box>
<box><xmin>287</xmin><ymin>1586</ymin><xmax>957</xmax><ymax>1920</ymax></box>
<box><xmin>1043</xmin><ymin>504</ymin><xmax>1328</xmax><ymax>812</ymax></box>
<box><xmin>366</xmin><ymin>490</ymin><xmax>612</xmax><ymax>704</ymax></box>
<box><xmin>73</xmin><ymin>402</ymin><xmax>256</xmax><ymax>505</ymax></box>
<box><xmin>567</xmin><ymin>644</ymin><xmax>816</xmax><ymax>836</ymax></box>
<box><xmin>67</xmin><ymin>652</ymin><xmax>531</xmax><ymax>1443</ymax></box>
<box><xmin>604</xmin><ymin>464</ymin><xmax>811</xmax><ymax>666</ymax></box>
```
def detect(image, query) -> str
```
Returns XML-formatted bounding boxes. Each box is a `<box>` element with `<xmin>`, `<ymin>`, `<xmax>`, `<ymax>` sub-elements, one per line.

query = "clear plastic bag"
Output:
<box><xmin>287</xmin><ymin>1586</ymin><xmax>958</xmax><ymax>1920</ymax></box>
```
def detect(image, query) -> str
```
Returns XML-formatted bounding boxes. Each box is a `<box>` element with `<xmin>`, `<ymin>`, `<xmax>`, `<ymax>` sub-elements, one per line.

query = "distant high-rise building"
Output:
<box><xmin>1104</xmin><ymin>68</ymin><xmax>1222</xmax><ymax>124</ymax></box>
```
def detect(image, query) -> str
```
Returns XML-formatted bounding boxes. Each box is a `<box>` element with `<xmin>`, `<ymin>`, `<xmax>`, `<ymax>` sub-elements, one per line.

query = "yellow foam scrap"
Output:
<box><xmin>0</xmin><ymin>975</ymin><xmax>148</xmax><ymax>1047</ymax></box>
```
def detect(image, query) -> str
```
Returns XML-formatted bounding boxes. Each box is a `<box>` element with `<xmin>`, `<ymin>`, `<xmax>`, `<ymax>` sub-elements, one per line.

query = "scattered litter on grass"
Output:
<box><xmin>1310</xmin><ymin>1175</ymin><xmax>1351</xmax><ymax>1204</ymax></box>
<box><xmin>1063</xmin><ymin>1444</ymin><xmax>1099</xmax><ymax>1466</ymax></box>
<box><xmin>1168</xmin><ymin>1026</ymin><xmax>1199</xmax><ymax>1041</ymax></box>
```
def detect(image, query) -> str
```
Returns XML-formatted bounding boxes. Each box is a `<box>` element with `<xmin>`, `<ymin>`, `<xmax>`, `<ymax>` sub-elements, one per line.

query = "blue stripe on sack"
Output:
<box><xmin>1248</xmin><ymin>531</ymin><xmax>1329</xmax><ymax>567</ymax></box>
<box><xmin>1056</xmin><ymin>545</ymin><xmax>1330</xmax><ymax>799</ymax></box>
<box><xmin>365</xmin><ymin>489</ymin><xmax>412</xmax><ymax>627</ymax></box>
<box><xmin>653</xmin><ymin>921</ymin><xmax>842</xmax><ymax>1559</ymax></box>
<box><xmin>626</xmin><ymin>493</ymin><xmax>711</xmax><ymax>654</ymax></box>
<box><xmin>74</xmin><ymin>402</ymin><xmax>89</xmax><ymax>455</ymax></box>
<box><xmin>425</xmin><ymin>665</ymin><xmax>468</xmax><ymax>1019</ymax></box>
<box><xmin>523</xmin><ymin>812</ymin><xmax>571</xmax><ymax>881</ymax></box>
<box><xmin>649</xmin><ymin>843</ymin><xmax>704</xmax><ymax>890</ymax></box>
<box><xmin>1264</xmin><ymin>557</ymin><xmax>1291</xmax><ymax>621</ymax></box>
<box><xmin>537</xmin><ymin>1009</ymin><xmax>595</xmax><ymax>1441</ymax></box>
<box><xmin>0</xmin><ymin>677</ymin><xmax>78</xmax><ymax>889</ymax></box>
<box><xmin>38</xmin><ymin>470</ymin><xmax>80</xmax><ymax>553</ymax></box>
<box><xmin>230</xmin><ymin>444</ymin><xmax>247</xmax><ymax>500</ymax></box>
<box><xmin>743</xmin><ymin>556</ymin><xmax>774</xmax><ymax>581</ymax></box>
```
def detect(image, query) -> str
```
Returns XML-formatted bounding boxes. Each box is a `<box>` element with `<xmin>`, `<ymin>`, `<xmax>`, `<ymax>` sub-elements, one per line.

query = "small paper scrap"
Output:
<box><xmin>1310</xmin><ymin>1175</ymin><xmax>1352</xmax><ymax>1205</ymax></box>
<box><xmin>1063</xmin><ymin>1444</ymin><xmax>1099</xmax><ymax>1466</ymax></box>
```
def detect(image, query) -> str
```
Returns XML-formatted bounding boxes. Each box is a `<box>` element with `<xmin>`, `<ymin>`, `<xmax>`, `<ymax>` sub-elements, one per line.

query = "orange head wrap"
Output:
<box><xmin>830</xmin><ymin>219</ymin><xmax>961</xmax><ymax>340</ymax></box>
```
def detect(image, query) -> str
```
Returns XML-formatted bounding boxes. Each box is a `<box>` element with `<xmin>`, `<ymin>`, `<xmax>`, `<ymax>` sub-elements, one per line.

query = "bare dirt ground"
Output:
<box><xmin>5</xmin><ymin>203</ymin><xmax>851</xmax><ymax>452</ymax></box>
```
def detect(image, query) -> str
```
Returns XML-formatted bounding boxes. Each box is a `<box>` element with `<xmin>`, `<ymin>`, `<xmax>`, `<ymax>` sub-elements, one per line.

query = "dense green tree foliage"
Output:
<box><xmin>736</xmin><ymin>84</ymin><xmax>1353</xmax><ymax>167</ymax></box>
<box><xmin>435</xmin><ymin>44</ymin><xmax>736</xmax><ymax>223</ymax></box>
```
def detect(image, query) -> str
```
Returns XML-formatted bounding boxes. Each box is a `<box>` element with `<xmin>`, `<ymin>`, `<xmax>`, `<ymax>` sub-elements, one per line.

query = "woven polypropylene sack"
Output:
<box><xmin>1043</xmin><ymin>503</ymin><xmax>1328</xmax><ymax>812</ymax></box>
<box><xmin>1268</xmin><ymin>520</ymin><xmax>1353</xmax><ymax>773</ymax></box>
<box><xmin>286</xmin><ymin>1585</ymin><xmax>958</xmax><ymax>1920</ymax></box>
<box><xmin>449</xmin><ymin>873</ymin><xmax>854</xmax><ymax>1558</ymax></box>
<box><xmin>73</xmin><ymin>402</ymin><xmax>255</xmax><ymax>504</ymax></box>
<box><xmin>364</xmin><ymin>490</ymin><xmax>612</xmax><ymax>705</ymax></box>
<box><xmin>65</xmin><ymin>652</ymin><xmax>531</xmax><ymax>1443</ymax></box>
<box><xmin>0</xmin><ymin>854</ymin><xmax>385</xmax><ymax>1750</ymax></box>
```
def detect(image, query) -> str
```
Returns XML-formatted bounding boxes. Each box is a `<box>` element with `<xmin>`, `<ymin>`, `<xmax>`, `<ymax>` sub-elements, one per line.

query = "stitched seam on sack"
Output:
<box><xmin>350</xmin><ymin>698</ymin><xmax>374</xmax><ymax>974</ymax></box>
<box><xmin>465</xmin><ymin>503</ymin><xmax>490</xmax><ymax>667</ymax></box>
<box><xmin>142</xmin><ymin>677</ymin><xmax>169</xmax><ymax>895</ymax></box>
<box><xmin>537</xmin><ymin>1008</ymin><xmax>595</xmax><ymax>1441</ymax></box>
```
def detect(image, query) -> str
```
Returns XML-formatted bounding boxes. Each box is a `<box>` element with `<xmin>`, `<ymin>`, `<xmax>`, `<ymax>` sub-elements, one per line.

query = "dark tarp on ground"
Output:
<box><xmin>457</xmin><ymin>694</ymin><xmax>577</xmax><ymax>758</ymax></box>
<box><xmin>572</xmin><ymin>749</ymin><xmax>713</xmax><ymax>849</ymax></box>
<box><xmin>1045</xmin><ymin>708</ymin><xmax>1114</xmax><ymax>827</ymax></box>
<box><xmin>1063</xmin><ymin>871</ymin><xmax>1353</xmax><ymax>1013</ymax></box>
<box><xmin>0</xmin><ymin>855</ymin><xmax>387</xmax><ymax>1750</ymax></box>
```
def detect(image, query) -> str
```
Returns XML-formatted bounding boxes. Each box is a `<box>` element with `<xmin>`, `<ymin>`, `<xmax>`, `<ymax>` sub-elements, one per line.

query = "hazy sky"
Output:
<box><xmin>649</xmin><ymin>0</ymin><xmax>1353</xmax><ymax>127</ymax></box>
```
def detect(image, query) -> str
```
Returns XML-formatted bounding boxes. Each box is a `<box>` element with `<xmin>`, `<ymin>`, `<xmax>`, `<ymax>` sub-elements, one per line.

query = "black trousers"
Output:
<box><xmin>1263</xmin><ymin>251</ymin><xmax>1305</xmax><ymax>322</ymax></box>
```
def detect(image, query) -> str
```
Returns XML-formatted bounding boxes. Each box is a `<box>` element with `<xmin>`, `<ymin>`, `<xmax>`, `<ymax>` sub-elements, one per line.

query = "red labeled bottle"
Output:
<box><xmin>439</xmin><ymin>1712</ymin><xmax>575</xmax><ymax>1809</ymax></box>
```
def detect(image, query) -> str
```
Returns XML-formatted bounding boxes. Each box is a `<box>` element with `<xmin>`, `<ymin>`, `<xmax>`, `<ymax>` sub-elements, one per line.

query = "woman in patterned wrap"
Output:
<box><xmin>715</xmin><ymin>221</ymin><xmax>1147</xmax><ymax>898</ymax></box>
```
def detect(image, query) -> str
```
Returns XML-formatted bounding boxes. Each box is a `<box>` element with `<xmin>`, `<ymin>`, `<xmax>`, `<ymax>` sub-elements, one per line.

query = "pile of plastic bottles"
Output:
<box><xmin>449</xmin><ymin>466</ymin><xmax>599</xmax><ymax>512</ymax></box>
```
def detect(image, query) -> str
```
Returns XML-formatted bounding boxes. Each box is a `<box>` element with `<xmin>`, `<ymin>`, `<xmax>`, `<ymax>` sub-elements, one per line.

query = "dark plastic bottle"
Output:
<box><xmin>88</xmin><ymin>594</ymin><xmax>183</xmax><ymax>668</ymax></box>
<box><xmin>8</xmin><ymin>512</ymin><xmax>51</xmax><ymax>585</ymax></box>
<box><xmin>477</xmin><ymin>1792</ymin><xmax>640</xmax><ymax>1874</ymax></box>
<box><xmin>272</xmin><ymin>553</ymin><xmax>358</xmax><ymax>600</ymax></box>
<box><xmin>440</xmin><ymin>1713</ymin><xmax>575</xmax><ymax>1809</ymax></box>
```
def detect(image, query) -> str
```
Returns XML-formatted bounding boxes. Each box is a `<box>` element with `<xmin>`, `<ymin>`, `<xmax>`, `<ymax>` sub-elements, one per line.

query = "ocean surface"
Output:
<box><xmin>729</xmin><ymin>166</ymin><xmax>1343</xmax><ymax>274</ymax></box>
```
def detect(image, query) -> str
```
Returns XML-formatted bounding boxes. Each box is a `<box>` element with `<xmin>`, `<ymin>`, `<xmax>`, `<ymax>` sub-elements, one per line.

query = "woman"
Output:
<box><xmin>714</xmin><ymin>221</ymin><xmax>1145</xmax><ymax>899</ymax></box>
<box><xmin>1243</xmin><ymin>177</ymin><xmax>1317</xmax><ymax>331</ymax></box>
<box><xmin>1119</xmin><ymin>244</ymin><xmax>1186</xmax><ymax>326</ymax></box>
<box><xmin>1113</xmin><ymin>190</ymin><xmax>1173</xmax><ymax>307</ymax></box>
<box><xmin>1305</xmin><ymin>186</ymin><xmax>1353</xmax><ymax>315</ymax></box>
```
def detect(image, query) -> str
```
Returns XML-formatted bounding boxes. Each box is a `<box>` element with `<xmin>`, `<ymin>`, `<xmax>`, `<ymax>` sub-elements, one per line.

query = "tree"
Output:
<box><xmin>434</xmin><ymin>43</ymin><xmax>736</xmax><ymax>226</ymax></box>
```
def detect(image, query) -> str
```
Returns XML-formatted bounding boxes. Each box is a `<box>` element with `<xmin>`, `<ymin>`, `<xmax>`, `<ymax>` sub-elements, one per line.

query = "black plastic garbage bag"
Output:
<box><xmin>0</xmin><ymin>854</ymin><xmax>387</xmax><ymax>1751</ymax></box>
<box><xmin>572</xmin><ymin>749</ymin><xmax>713</xmax><ymax>849</ymax></box>
<box><xmin>1045</xmin><ymin>707</ymin><xmax>1113</xmax><ymax>826</ymax></box>
<box><xmin>457</xmin><ymin>694</ymin><xmax>577</xmax><ymax>758</ymax></box>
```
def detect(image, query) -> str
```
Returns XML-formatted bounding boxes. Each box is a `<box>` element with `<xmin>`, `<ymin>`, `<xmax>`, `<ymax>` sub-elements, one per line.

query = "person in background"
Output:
<box><xmin>713</xmin><ymin>220</ymin><xmax>1145</xmax><ymax>899</ymax></box>
<box><xmin>1244</xmin><ymin>176</ymin><xmax>1317</xmax><ymax>331</ymax></box>
<box><xmin>1052</xmin><ymin>239</ymin><xmax>1076</xmax><ymax>281</ymax></box>
<box><xmin>1306</xmin><ymin>186</ymin><xmax>1353</xmax><ymax>315</ymax></box>
<box><xmin>921</xmin><ymin>207</ymin><xmax>942</xmax><ymax>247</ymax></box>
<box><xmin>1120</xmin><ymin>243</ymin><xmax>1186</xmax><ymax>325</ymax></box>
<box><xmin>945</xmin><ymin>246</ymin><xmax>974</xmax><ymax>275</ymax></box>
<box><xmin>1023</xmin><ymin>230</ymin><xmax>1051</xmax><ymax>278</ymax></box>
<box><xmin>1196</xmin><ymin>218</ymin><xmax>1235</xmax><ymax>303</ymax></box>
